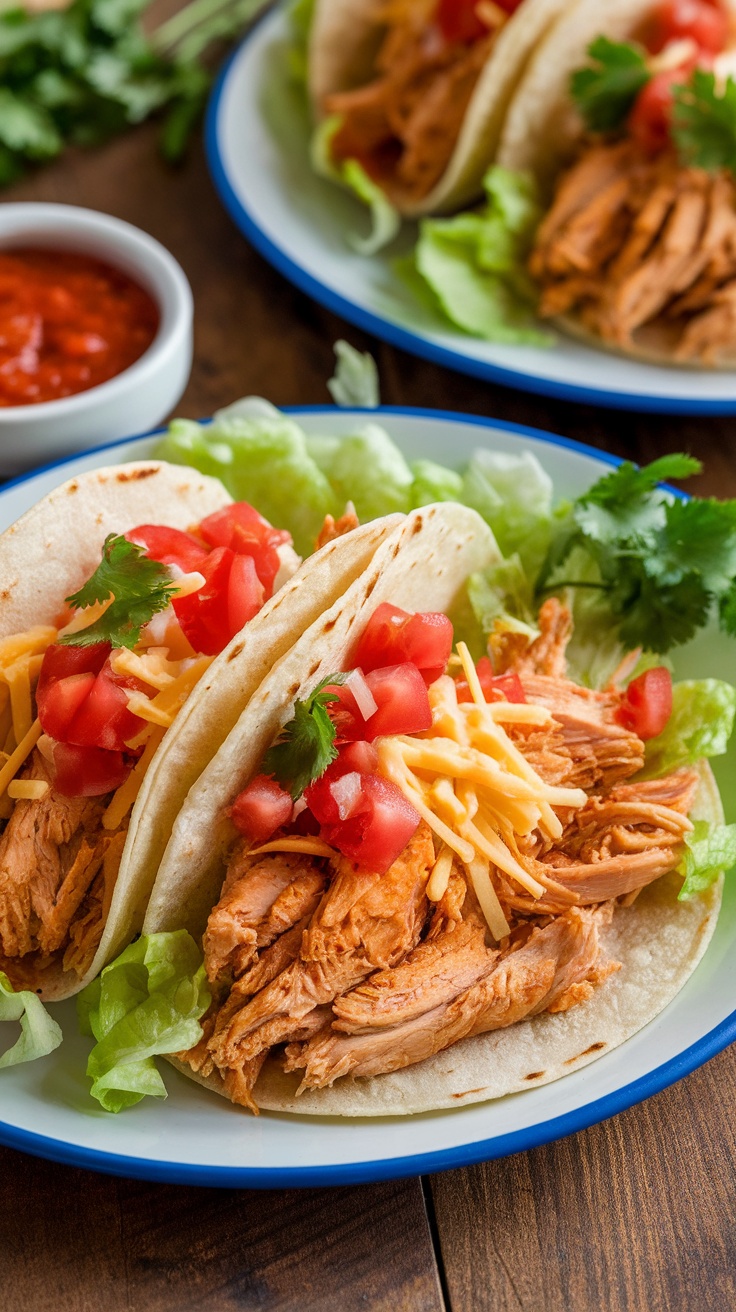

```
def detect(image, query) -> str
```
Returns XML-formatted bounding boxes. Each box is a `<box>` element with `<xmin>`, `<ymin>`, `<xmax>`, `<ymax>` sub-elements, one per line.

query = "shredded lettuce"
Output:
<box><xmin>0</xmin><ymin>971</ymin><xmax>62</xmax><ymax>1069</ymax></box>
<box><xmin>287</xmin><ymin>0</ymin><xmax>316</xmax><ymax>85</ymax></box>
<box><xmin>678</xmin><ymin>820</ymin><xmax>736</xmax><ymax>900</ymax></box>
<box><xmin>327</xmin><ymin>339</ymin><xmax>380</xmax><ymax>408</ymax></box>
<box><xmin>327</xmin><ymin>422</ymin><xmax>414</xmax><ymax>520</ymax></box>
<box><xmin>409</xmin><ymin>168</ymin><xmax>553</xmax><ymax>346</ymax></box>
<box><xmin>78</xmin><ymin>931</ymin><xmax>210</xmax><ymax>1114</ymax></box>
<box><xmin>461</xmin><ymin>449</ymin><xmax>554</xmax><ymax>578</ymax></box>
<box><xmin>311</xmin><ymin>116</ymin><xmax>401</xmax><ymax>255</ymax></box>
<box><xmin>644</xmin><ymin>679</ymin><xmax>736</xmax><ymax>778</ymax></box>
<box><xmin>410</xmin><ymin>459</ymin><xmax>463</xmax><ymax>507</ymax></box>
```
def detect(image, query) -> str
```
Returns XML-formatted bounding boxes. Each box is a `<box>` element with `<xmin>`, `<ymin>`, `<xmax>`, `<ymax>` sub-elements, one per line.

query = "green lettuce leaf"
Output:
<box><xmin>327</xmin><ymin>339</ymin><xmax>380</xmax><ymax>408</ymax></box>
<box><xmin>644</xmin><ymin>679</ymin><xmax>736</xmax><ymax>778</ymax></box>
<box><xmin>311</xmin><ymin>115</ymin><xmax>401</xmax><ymax>255</ymax></box>
<box><xmin>327</xmin><ymin>422</ymin><xmax>414</xmax><ymax>520</ymax></box>
<box><xmin>78</xmin><ymin>931</ymin><xmax>210</xmax><ymax>1113</ymax></box>
<box><xmin>0</xmin><ymin>971</ymin><xmax>62</xmax><ymax>1068</ymax></box>
<box><xmin>410</xmin><ymin>459</ymin><xmax>463</xmax><ymax>507</ymax></box>
<box><xmin>409</xmin><ymin>167</ymin><xmax>553</xmax><ymax>346</ymax></box>
<box><xmin>287</xmin><ymin>0</ymin><xmax>316</xmax><ymax>86</ymax></box>
<box><xmin>461</xmin><ymin>448</ymin><xmax>554</xmax><ymax>578</ymax></box>
<box><xmin>678</xmin><ymin>820</ymin><xmax>736</xmax><ymax>900</ymax></box>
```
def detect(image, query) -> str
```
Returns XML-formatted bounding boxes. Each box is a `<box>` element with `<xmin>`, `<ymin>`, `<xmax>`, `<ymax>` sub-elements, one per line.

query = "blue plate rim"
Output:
<box><xmin>205</xmin><ymin>23</ymin><xmax>736</xmax><ymax>416</ymax></box>
<box><xmin>0</xmin><ymin>404</ymin><xmax>727</xmax><ymax>1188</ymax></box>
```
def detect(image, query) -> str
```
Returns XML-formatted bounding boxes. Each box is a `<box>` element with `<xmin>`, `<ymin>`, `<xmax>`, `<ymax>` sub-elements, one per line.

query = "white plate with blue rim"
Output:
<box><xmin>205</xmin><ymin>5</ymin><xmax>736</xmax><ymax>415</ymax></box>
<box><xmin>0</xmin><ymin>405</ymin><xmax>734</xmax><ymax>1187</ymax></box>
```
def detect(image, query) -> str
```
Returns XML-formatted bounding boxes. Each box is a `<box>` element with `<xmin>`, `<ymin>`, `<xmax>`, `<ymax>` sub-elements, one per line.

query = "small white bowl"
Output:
<box><xmin>0</xmin><ymin>203</ymin><xmax>193</xmax><ymax>476</ymax></box>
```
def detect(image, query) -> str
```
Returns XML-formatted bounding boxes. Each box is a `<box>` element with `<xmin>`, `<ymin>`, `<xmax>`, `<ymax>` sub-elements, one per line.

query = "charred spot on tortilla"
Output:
<box><xmin>322</xmin><ymin>617</ymin><xmax>338</xmax><ymax>633</ymax></box>
<box><xmin>524</xmin><ymin>1071</ymin><xmax>546</xmax><ymax>1081</ymax></box>
<box><xmin>565</xmin><ymin>1042</ymin><xmax>607</xmax><ymax>1065</ymax></box>
<box><xmin>308</xmin><ymin>662</ymin><xmax>321</xmax><ymax>678</ymax></box>
<box><xmin>363</xmin><ymin>577</ymin><xmax>378</xmax><ymax>601</ymax></box>
<box><xmin>411</xmin><ymin>518</ymin><xmax>424</xmax><ymax>536</ymax></box>
<box><xmin>66</xmin><ymin>481</ymin><xmax>79</xmax><ymax>494</ymax></box>
<box><xmin>452</xmin><ymin>1087</ymin><xmax>488</xmax><ymax>1098</ymax></box>
<box><xmin>114</xmin><ymin>467</ymin><xmax>158</xmax><ymax>482</ymax></box>
<box><xmin>227</xmin><ymin>644</ymin><xmax>245</xmax><ymax>663</ymax></box>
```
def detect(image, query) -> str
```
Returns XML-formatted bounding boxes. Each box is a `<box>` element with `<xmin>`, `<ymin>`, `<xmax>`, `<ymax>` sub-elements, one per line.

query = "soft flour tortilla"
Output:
<box><xmin>308</xmin><ymin>0</ymin><xmax>578</xmax><ymax>217</ymax></box>
<box><xmin>0</xmin><ymin>463</ymin><xmax>403</xmax><ymax>999</ymax></box>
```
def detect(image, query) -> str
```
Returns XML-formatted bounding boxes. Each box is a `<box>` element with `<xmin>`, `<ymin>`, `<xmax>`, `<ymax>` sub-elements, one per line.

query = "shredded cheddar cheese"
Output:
<box><xmin>427</xmin><ymin>845</ymin><xmax>454</xmax><ymax>902</ymax></box>
<box><xmin>8</xmin><ymin>779</ymin><xmax>49</xmax><ymax>801</ymax></box>
<box><xmin>0</xmin><ymin>719</ymin><xmax>42</xmax><ymax>801</ymax></box>
<box><xmin>102</xmin><ymin>726</ymin><xmax>166</xmax><ymax>830</ymax></box>
<box><xmin>249</xmin><ymin>837</ymin><xmax>339</xmax><ymax>859</ymax></box>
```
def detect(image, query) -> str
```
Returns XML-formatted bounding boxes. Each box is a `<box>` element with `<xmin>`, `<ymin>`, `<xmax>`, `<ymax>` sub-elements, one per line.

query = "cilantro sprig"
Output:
<box><xmin>59</xmin><ymin>533</ymin><xmax>177</xmax><ymax>650</ymax></box>
<box><xmin>536</xmin><ymin>454</ymin><xmax>736</xmax><ymax>653</ymax></box>
<box><xmin>263</xmin><ymin>675</ymin><xmax>347</xmax><ymax>801</ymax></box>
<box><xmin>570</xmin><ymin>37</ymin><xmax>650</xmax><ymax>133</ymax></box>
<box><xmin>673</xmin><ymin>70</ymin><xmax>736</xmax><ymax>173</ymax></box>
<box><xmin>0</xmin><ymin>0</ymin><xmax>266</xmax><ymax>185</ymax></box>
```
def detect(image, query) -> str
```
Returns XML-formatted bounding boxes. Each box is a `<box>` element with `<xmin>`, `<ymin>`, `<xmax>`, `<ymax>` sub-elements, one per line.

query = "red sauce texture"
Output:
<box><xmin>0</xmin><ymin>248</ymin><xmax>159</xmax><ymax>406</ymax></box>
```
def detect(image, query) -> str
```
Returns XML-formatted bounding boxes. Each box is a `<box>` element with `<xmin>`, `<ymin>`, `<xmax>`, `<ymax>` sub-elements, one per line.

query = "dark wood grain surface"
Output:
<box><xmin>1</xmin><ymin>108</ymin><xmax>735</xmax><ymax>1312</ymax></box>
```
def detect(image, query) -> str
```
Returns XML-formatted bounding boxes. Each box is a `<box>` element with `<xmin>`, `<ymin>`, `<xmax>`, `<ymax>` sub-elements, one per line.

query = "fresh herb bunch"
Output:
<box><xmin>0</xmin><ymin>0</ymin><xmax>266</xmax><ymax>184</ymax></box>
<box><xmin>60</xmin><ymin>532</ymin><xmax>177</xmax><ymax>649</ymax></box>
<box><xmin>570</xmin><ymin>37</ymin><xmax>736</xmax><ymax>174</ymax></box>
<box><xmin>263</xmin><ymin>674</ymin><xmax>347</xmax><ymax>800</ymax></box>
<box><xmin>536</xmin><ymin>454</ymin><xmax>736</xmax><ymax>652</ymax></box>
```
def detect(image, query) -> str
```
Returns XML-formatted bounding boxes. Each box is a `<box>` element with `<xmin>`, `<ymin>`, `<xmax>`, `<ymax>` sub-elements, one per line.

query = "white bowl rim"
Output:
<box><xmin>0</xmin><ymin>202</ymin><xmax>192</xmax><ymax>423</ymax></box>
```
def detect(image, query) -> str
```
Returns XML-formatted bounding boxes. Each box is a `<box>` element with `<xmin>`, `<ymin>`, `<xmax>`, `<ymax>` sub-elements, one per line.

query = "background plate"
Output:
<box><xmin>0</xmin><ymin>407</ymin><xmax>734</xmax><ymax>1187</ymax></box>
<box><xmin>206</xmin><ymin>8</ymin><xmax>736</xmax><ymax>415</ymax></box>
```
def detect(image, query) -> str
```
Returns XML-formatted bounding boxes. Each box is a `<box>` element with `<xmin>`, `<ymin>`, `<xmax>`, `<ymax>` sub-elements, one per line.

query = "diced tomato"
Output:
<box><xmin>37</xmin><ymin>643</ymin><xmax>148</xmax><ymax>754</ymax></box>
<box><xmin>62</xmin><ymin>658</ymin><xmax>147</xmax><ymax>752</ymax></box>
<box><xmin>328</xmin><ymin>664</ymin><xmax>432</xmax><ymax>742</ymax></box>
<box><xmin>305</xmin><ymin>741</ymin><xmax>380</xmax><ymax>826</ymax></box>
<box><xmin>455</xmin><ymin>656</ymin><xmax>526</xmax><ymax>705</ymax></box>
<box><xmin>198</xmin><ymin>503</ymin><xmax>292</xmax><ymax>594</ymax></box>
<box><xmin>436</xmin><ymin>0</ymin><xmax>487</xmax><ymax>43</ymax></box>
<box><xmin>615</xmin><ymin>667</ymin><xmax>673</xmax><ymax>740</ymax></box>
<box><xmin>645</xmin><ymin>0</ymin><xmax>728</xmax><ymax>55</ymax></box>
<box><xmin>51</xmin><ymin>741</ymin><xmax>130</xmax><ymax>797</ymax></box>
<box><xmin>37</xmin><ymin>671</ymin><xmax>97</xmax><ymax>741</ymax></box>
<box><xmin>173</xmin><ymin>546</ymin><xmax>264</xmax><ymax>655</ymax></box>
<box><xmin>628</xmin><ymin>72</ymin><xmax>678</xmax><ymax>152</ymax></box>
<box><xmin>320</xmin><ymin>774</ymin><xmax>421</xmax><ymax>876</ymax></box>
<box><xmin>230</xmin><ymin>774</ymin><xmax>294</xmax><ymax>843</ymax></box>
<box><xmin>353</xmin><ymin>603</ymin><xmax>453</xmax><ymax>686</ymax></box>
<box><xmin>126</xmin><ymin>524</ymin><xmax>209</xmax><ymax>573</ymax></box>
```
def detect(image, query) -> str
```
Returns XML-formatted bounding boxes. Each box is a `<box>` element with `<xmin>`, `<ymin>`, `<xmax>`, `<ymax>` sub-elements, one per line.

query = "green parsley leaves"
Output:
<box><xmin>673</xmin><ymin>70</ymin><xmax>736</xmax><ymax>173</ymax></box>
<box><xmin>570</xmin><ymin>37</ymin><xmax>650</xmax><ymax>133</ymax></box>
<box><xmin>263</xmin><ymin>675</ymin><xmax>346</xmax><ymax>801</ymax></box>
<box><xmin>60</xmin><ymin>533</ymin><xmax>177</xmax><ymax>650</ymax></box>
<box><xmin>536</xmin><ymin>454</ymin><xmax>736</xmax><ymax>653</ymax></box>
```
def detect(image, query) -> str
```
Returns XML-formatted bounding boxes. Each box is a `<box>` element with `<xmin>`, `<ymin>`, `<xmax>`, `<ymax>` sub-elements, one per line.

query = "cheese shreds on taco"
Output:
<box><xmin>123</xmin><ymin>500</ymin><xmax>733</xmax><ymax>1117</ymax></box>
<box><xmin>497</xmin><ymin>0</ymin><xmax>736</xmax><ymax>364</ymax></box>
<box><xmin>0</xmin><ymin>462</ymin><xmax>402</xmax><ymax>1002</ymax></box>
<box><xmin>308</xmin><ymin>0</ymin><xmax>578</xmax><ymax>219</ymax></box>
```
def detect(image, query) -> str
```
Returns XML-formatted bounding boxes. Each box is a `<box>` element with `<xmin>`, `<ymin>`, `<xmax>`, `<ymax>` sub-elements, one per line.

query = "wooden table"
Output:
<box><xmin>1</xmin><ymin>114</ymin><xmax>736</xmax><ymax>1312</ymax></box>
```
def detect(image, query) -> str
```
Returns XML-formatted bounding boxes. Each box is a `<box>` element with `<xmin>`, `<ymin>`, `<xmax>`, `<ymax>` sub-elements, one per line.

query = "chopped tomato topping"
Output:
<box><xmin>305</xmin><ymin>741</ymin><xmax>380</xmax><ymax>826</ymax></box>
<box><xmin>329</xmin><ymin>663</ymin><xmax>433</xmax><ymax>741</ymax></box>
<box><xmin>173</xmin><ymin>546</ymin><xmax>264</xmax><ymax>655</ymax></box>
<box><xmin>230</xmin><ymin>774</ymin><xmax>294</xmax><ymax>843</ymax></box>
<box><xmin>436</xmin><ymin>0</ymin><xmax>487</xmax><ymax>43</ymax></box>
<box><xmin>37</xmin><ymin>643</ymin><xmax>146</xmax><ymax>752</ymax></box>
<box><xmin>615</xmin><ymin>667</ymin><xmax>673</xmax><ymax>740</ymax></box>
<box><xmin>354</xmin><ymin>603</ymin><xmax>453</xmax><ymax>686</ymax></box>
<box><xmin>628</xmin><ymin>71</ymin><xmax>679</xmax><ymax>152</ymax></box>
<box><xmin>51</xmin><ymin>742</ymin><xmax>130</xmax><ymax>797</ymax></box>
<box><xmin>455</xmin><ymin>656</ymin><xmax>526</xmax><ymax>705</ymax></box>
<box><xmin>645</xmin><ymin>0</ymin><xmax>728</xmax><ymax>55</ymax></box>
<box><xmin>320</xmin><ymin>774</ymin><xmax>421</xmax><ymax>875</ymax></box>
<box><xmin>199</xmin><ymin>503</ymin><xmax>292</xmax><ymax>593</ymax></box>
<box><xmin>126</xmin><ymin>524</ymin><xmax>209</xmax><ymax>574</ymax></box>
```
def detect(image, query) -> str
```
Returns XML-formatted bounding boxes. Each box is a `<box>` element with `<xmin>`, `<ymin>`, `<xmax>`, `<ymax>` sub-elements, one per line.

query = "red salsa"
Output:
<box><xmin>0</xmin><ymin>248</ymin><xmax>159</xmax><ymax>407</ymax></box>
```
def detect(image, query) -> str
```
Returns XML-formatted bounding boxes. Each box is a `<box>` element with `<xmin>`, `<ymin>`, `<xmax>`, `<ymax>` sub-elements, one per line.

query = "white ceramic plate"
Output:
<box><xmin>206</xmin><ymin>7</ymin><xmax>736</xmax><ymax>415</ymax></box>
<box><xmin>0</xmin><ymin>407</ymin><xmax>734</xmax><ymax>1187</ymax></box>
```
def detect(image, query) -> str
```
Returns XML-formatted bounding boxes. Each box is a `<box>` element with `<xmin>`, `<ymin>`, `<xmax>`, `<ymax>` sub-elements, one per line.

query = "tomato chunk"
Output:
<box><xmin>615</xmin><ymin>667</ymin><xmax>673</xmax><ymax>740</ymax></box>
<box><xmin>354</xmin><ymin>604</ymin><xmax>453</xmax><ymax>686</ymax></box>
<box><xmin>329</xmin><ymin>664</ymin><xmax>432</xmax><ymax>741</ymax></box>
<box><xmin>198</xmin><ymin>503</ymin><xmax>291</xmax><ymax>593</ymax></box>
<box><xmin>455</xmin><ymin>656</ymin><xmax>526</xmax><ymax>705</ymax></box>
<box><xmin>437</xmin><ymin>0</ymin><xmax>487</xmax><ymax>42</ymax></box>
<box><xmin>320</xmin><ymin>774</ymin><xmax>421</xmax><ymax>875</ymax></box>
<box><xmin>126</xmin><ymin>524</ymin><xmax>209</xmax><ymax>573</ymax></box>
<box><xmin>37</xmin><ymin>644</ymin><xmax>145</xmax><ymax>753</ymax></box>
<box><xmin>646</xmin><ymin>0</ymin><xmax>728</xmax><ymax>55</ymax></box>
<box><xmin>230</xmin><ymin>774</ymin><xmax>293</xmax><ymax>843</ymax></box>
<box><xmin>305</xmin><ymin>741</ymin><xmax>380</xmax><ymax>826</ymax></box>
<box><xmin>51</xmin><ymin>742</ymin><xmax>130</xmax><ymax>797</ymax></box>
<box><xmin>173</xmin><ymin>546</ymin><xmax>264</xmax><ymax>655</ymax></box>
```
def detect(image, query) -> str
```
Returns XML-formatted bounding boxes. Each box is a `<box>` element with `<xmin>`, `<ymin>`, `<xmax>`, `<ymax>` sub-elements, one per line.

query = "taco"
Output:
<box><xmin>497</xmin><ymin>0</ymin><xmax>736</xmax><ymax>365</ymax></box>
<box><xmin>308</xmin><ymin>0</ymin><xmax>578</xmax><ymax>219</ymax></box>
<box><xmin>0</xmin><ymin>461</ymin><xmax>401</xmax><ymax>1001</ymax></box>
<box><xmin>138</xmin><ymin>501</ymin><xmax>729</xmax><ymax>1116</ymax></box>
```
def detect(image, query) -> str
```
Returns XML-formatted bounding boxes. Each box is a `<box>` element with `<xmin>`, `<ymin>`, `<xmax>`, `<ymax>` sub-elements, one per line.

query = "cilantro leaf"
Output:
<box><xmin>673</xmin><ymin>70</ymin><xmax>736</xmax><ymax>173</ymax></box>
<box><xmin>59</xmin><ymin>534</ymin><xmax>177</xmax><ymax>650</ymax></box>
<box><xmin>263</xmin><ymin>675</ymin><xmax>347</xmax><ymax>801</ymax></box>
<box><xmin>570</xmin><ymin>37</ymin><xmax>650</xmax><ymax>133</ymax></box>
<box><xmin>537</xmin><ymin>454</ymin><xmax>736</xmax><ymax>653</ymax></box>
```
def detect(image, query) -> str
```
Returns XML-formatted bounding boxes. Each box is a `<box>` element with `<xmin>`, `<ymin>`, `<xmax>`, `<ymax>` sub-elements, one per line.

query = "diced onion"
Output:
<box><xmin>330</xmin><ymin>771</ymin><xmax>363</xmax><ymax>821</ymax></box>
<box><xmin>345</xmin><ymin>668</ymin><xmax>378</xmax><ymax>721</ymax></box>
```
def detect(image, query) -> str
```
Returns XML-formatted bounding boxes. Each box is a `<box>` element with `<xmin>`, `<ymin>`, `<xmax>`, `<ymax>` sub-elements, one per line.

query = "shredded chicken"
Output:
<box><xmin>324</xmin><ymin>1</ymin><xmax>497</xmax><ymax>202</ymax></box>
<box><xmin>0</xmin><ymin>751</ymin><xmax>126</xmax><ymax>982</ymax></box>
<box><xmin>530</xmin><ymin>140</ymin><xmax>736</xmax><ymax>363</ymax></box>
<box><xmin>315</xmin><ymin>503</ymin><xmax>360</xmax><ymax>551</ymax></box>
